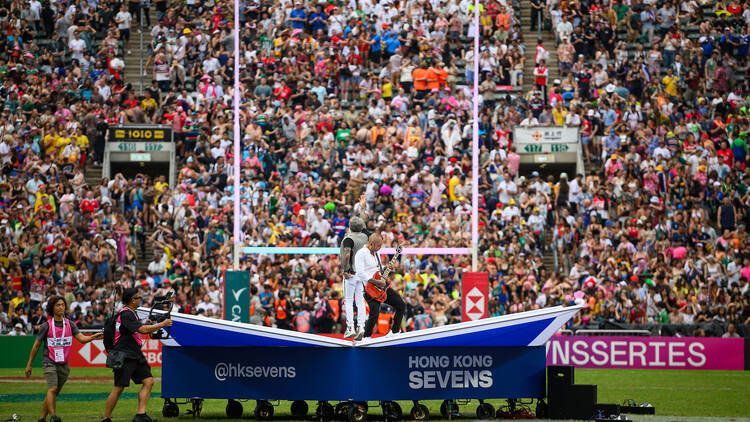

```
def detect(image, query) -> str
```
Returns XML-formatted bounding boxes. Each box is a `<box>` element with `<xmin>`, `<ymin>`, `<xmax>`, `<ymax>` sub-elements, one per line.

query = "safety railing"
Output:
<box><xmin>574</xmin><ymin>329</ymin><xmax>652</xmax><ymax>337</ymax></box>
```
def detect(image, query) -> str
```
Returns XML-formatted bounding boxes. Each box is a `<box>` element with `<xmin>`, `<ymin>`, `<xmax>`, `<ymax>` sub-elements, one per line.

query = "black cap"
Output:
<box><xmin>122</xmin><ymin>287</ymin><xmax>139</xmax><ymax>304</ymax></box>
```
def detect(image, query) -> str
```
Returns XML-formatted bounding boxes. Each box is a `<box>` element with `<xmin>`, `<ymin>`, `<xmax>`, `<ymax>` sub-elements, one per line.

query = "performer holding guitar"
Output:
<box><xmin>354</xmin><ymin>233</ymin><xmax>406</xmax><ymax>340</ymax></box>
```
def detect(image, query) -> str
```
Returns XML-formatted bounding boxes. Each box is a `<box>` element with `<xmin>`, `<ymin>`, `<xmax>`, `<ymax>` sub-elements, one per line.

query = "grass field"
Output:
<box><xmin>0</xmin><ymin>368</ymin><xmax>749</xmax><ymax>421</ymax></box>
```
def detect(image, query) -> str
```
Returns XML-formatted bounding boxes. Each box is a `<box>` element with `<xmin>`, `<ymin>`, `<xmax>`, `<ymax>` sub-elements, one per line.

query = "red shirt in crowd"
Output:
<box><xmin>717</xmin><ymin>148</ymin><xmax>734</xmax><ymax>166</ymax></box>
<box><xmin>275</xmin><ymin>84</ymin><xmax>291</xmax><ymax>102</ymax></box>
<box><xmin>80</xmin><ymin>198</ymin><xmax>99</xmax><ymax>213</ymax></box>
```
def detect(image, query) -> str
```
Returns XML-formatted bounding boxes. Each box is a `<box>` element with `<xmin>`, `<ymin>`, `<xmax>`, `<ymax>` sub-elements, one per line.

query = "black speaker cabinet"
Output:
<box><xmin>547</xmin><ymin>365</ymin><xmax>574</xmax><ymax>419</ymax></box>
<box><xmin>549</xmin><ymin>383</ymin><xmax>597</xmax><ymax>419</ymax></box>
<box><xmin>547</xmin><ymin>365</ymin><xmax>575</xmax><ymax>390</ymax></box>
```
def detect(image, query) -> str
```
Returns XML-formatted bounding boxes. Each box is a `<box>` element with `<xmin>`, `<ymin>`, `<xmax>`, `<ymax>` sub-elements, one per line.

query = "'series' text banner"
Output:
<box><xmin>546</xmin><ymin>336</ymin><xmax>744</xmax><ymax>370</ymax></box>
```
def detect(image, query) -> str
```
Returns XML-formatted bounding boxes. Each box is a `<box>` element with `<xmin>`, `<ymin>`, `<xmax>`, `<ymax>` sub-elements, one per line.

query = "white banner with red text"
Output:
<box><xmin>69</xmin><ymin>339</ymin><xmax>162</xmax><ymax>368</ymax></box>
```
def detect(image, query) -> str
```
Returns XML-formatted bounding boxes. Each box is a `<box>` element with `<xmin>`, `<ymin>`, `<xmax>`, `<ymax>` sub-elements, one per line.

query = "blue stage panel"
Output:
<box><xmin>162</xmin><ymin>346</ymin><xmax>546</xmax><ymax>401</ymax></box>
<box><xmin>139</xmin><ymin>305</ymin><xmax>582</xmax><ymax>349</ymax></box>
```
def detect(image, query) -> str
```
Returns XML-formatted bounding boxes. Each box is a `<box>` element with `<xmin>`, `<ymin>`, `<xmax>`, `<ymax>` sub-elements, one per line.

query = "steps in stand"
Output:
<box><xmin>519</xmin><ymin>1</ymin><xmax>560</xmax><ymax>95</ymax></box>
<box><xmin>121</xmin><ymin>8</ymin><xmax>159</xmax><ymax>94</ymax></box>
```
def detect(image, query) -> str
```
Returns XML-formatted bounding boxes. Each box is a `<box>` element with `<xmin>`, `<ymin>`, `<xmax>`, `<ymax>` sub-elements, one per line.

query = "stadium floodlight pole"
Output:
<box><xmin>232</xmin><ymin>0</ymin><xmax>241</xmax><ymax>270</ymax></box>
<box><xmin>471</xmin><ymin>0</ymin><xmax>479</xmax><ymax>271</ymax></box>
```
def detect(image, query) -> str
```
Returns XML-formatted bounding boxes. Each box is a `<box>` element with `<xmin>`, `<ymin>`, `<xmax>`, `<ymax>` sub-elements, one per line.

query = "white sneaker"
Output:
<box><xmin>356</xmin><ymin>336</ymin><xmax>372</xmax><ymax>345</ymax></box>
<box><xmin>343</xmin><ymin>327</ymin><xmax>356</xmax><ymax>338</ymax></box>
<box><xmin>384</xmin><ymin>330</ymin><xmax>398</xmax><ymax>339</ymax></box>
<box><xmin>127</xmin><ymin>50</ymin><xmax>132</xmax><ymax>54</ymax></box>
<box><xmin>354</xmin><ymin>327</ymin><xmax>365</xmax><ymax>341</ymax></box>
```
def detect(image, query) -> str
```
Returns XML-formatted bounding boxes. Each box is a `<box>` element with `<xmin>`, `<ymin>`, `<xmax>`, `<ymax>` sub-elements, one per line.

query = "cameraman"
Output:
<box><xmin>102</xmin><ymin>288</ymin><xmax>172</xmax><ymax>422</ymax></box>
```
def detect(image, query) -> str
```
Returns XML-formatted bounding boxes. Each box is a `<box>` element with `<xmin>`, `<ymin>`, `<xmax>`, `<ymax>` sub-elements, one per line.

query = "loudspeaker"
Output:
<box><xmin>548</xmin><ymin>384</ymin><xmax>597</xmax><ymax>419</ymax></box>
<box><xmin>547</xmin><ymin>365</ymin><xmax>575</xmax><ymax>390</ymax></box>
<box><xmin>568</xmin><ymin>384</ymin><xmax>597</xmax><ymax>419</ymax></box>
<box><xmin>547</xmin><ymin>365</ymin><xmax>574</xmax><ymax>419</ymax></box>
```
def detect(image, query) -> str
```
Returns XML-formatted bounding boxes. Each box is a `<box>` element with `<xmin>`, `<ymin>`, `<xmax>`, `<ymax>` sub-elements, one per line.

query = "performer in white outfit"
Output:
<box><xmin>340</xmin><ymin>196</ymin><xmax>370</xmax><ymax>340</ymax></box>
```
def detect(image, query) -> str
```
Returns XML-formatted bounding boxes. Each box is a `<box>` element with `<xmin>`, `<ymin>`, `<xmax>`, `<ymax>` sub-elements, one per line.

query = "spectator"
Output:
<box><xmin>9</xmin><ymin>323</ymin><xmax>26</xmax><ymax>336</ymax></box>
<box><xmin>722</xmin><ymin>323</ymin><xmax>742</xmax><ymax>338</ymax></box>
<box><xmin>0</xmin><ymin>0</ymin><xmax>749</xmax><ymax>340</ymax></box>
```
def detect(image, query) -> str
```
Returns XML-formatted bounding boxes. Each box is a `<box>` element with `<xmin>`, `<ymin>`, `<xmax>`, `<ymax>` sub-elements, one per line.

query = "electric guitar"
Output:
<box><xmin>365</xmin><ymin>245</ymin><xmax>403</xmax><ymax>303</ymax></box>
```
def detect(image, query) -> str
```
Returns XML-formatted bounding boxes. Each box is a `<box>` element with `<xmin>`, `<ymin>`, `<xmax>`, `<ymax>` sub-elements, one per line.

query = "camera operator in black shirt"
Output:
<box><xmin>102</xmin><ymin>288</ymin><xmax>172</xmax><ymax>422</ymax></box>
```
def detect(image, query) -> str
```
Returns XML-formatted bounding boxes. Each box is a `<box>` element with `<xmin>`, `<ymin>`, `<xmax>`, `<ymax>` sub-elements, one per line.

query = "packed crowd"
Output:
<box><xmin>0</xmin><ymin>0</ymin><xmax>749</xmax><ymax>338</ymax></box>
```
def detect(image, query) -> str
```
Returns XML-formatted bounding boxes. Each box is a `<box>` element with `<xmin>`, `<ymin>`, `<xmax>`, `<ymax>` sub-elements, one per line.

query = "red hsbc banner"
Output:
<box><xmin>69</xmin><ymin>339</ymin><xmax>163</xmax><ymax>368</ymax></box>
<box><xmin>462</xmin><ymin>272</ymin><xmax>489</xmax><ymax>322</ymax></box>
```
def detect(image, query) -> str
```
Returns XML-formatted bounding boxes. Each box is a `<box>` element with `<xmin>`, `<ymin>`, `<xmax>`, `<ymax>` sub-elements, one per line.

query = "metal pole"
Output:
<box><xmin>139</xmin><ymin>6</ymin><xmax>143</xmax><ymax>96</ymax></box>
<box><xmin>471</xmin><ymin>0</ymin><xmax>479</xmax><ymax>271</ymax></box>
<box><xmin>232</xmin><ymin>0</ymin><xmax>241</xmax><ymax>270</ymax></box>
<box><xmin>537</xmin><ymin>10</ymin><xmax>542</xmax><ymax>40</ymax></box>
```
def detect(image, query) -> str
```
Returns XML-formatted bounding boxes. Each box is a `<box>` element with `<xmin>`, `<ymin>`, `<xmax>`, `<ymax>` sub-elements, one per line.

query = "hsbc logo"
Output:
<box><xmin>462</xmin><ymin>274</ymin><xmax>489</xmax><ymax>322</ymax></box>
<box><xmin>464</xmin><ymin>287</ymin><xmax>486</xmax><ymax>321</ymax></box>
<box><xmin>74</xmin><ymin>339</ymin><xmax>163</xmax><ymax>366</ymax></box>
<box><xmin>78</xmin><ymin>340</ymin><xmax>108</xmax><ymax>364</ymax></box>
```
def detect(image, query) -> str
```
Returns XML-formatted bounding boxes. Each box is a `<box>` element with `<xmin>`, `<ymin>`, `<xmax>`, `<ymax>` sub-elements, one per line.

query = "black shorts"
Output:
<box><xmin>120</xmin><ymin>28</ymin><xmax>130</xmax><ymax>41</ymax></box>
<box><xmin>114</xmin><ymin>358</ymin><xmax>152</xmax><ymax>387</ymax></box>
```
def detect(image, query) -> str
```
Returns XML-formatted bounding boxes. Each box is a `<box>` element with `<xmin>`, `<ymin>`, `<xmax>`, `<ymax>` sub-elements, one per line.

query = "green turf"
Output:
<box><xmin>575</xmin><ymin>369</ymin><xmax>750</xmax><ymax>418</ymax></box>
<box><xmin>0</xmin><ymin>368</ymin><xmax>748</xmax><ymax>421</ymax></box>
<box><xmin>0</xmin><ymin>392</ymin><xmax>159</xmax><ymax>403</ymax></box>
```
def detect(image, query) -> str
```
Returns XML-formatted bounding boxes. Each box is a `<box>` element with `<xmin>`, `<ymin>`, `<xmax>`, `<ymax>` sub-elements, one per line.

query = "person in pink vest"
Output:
<box><xmin>25</xmin><ymin>295</ymin><xmax>103</xmax><ymax>422</ymax></box>
<box><xmin>102</xmin><ymin>287</ymin><xmax>172</xmax><ymax>422</ymax></box>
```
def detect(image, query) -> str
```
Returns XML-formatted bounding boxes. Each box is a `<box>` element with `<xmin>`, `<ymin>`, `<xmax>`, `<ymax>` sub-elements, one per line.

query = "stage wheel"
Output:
<box><xmin>291</xmin><ymin>400</ymin><xmax>309</xmax><ymax>418</ymax></box>
<box><xmin>254</xmin><ymin>400</ymin><xmax>274</xmax><ymax>420</ymax></box>
<box><xmin>347</xmin><ymin>403</ymin><xmax>367</xmax><ymax>422</ymax></box>
<box><xmin>162</xmin><ymin>400</ymin><xmax>179</xmax><ymax>418</ymax></box>
<box><xmin>335</xmin><ymin>402</ymin><xmax>350</xmax><ymax>418</ymax></box>
<box><xmin>410</xmin><ymin>404</ymin><xmax>429</xmax><ymax>421</ymax></box>
<box><xmin>476</xmin><ymin>402</ymin><xmax>495</xmax><ymax>420</ymax></box>
<box><xmin>382</xmin><ymin>401</ymin><xmax>402</xmax><ymax>421</ymax></box>
<box><xmin>226</xmin><ymin>399</ymin><xmax>243</xmax><ymax>418</ymax></box>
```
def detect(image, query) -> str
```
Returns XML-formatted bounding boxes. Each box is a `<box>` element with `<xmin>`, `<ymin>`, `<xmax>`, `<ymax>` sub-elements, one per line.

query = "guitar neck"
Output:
<box><xmin>380</xmin><ymin>252</ymin><xmax>401</xmax><ymax>280</ymax></box>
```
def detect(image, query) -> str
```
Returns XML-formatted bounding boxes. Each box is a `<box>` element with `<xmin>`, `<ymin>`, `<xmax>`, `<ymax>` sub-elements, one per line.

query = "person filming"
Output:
<box><xmin>102</xmin><ymin>288</ymin><xmax>172</xmax><ymax>422</ymax></box>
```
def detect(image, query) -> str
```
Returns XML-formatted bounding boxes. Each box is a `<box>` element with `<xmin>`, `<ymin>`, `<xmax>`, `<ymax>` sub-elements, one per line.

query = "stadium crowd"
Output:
<box><xmin>0</xmin><ymin>0</ymin><xmax>749</xmax><ymax>337</ymax></box>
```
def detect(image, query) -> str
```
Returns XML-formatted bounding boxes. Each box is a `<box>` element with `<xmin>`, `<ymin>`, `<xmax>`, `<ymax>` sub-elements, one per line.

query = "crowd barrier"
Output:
<box><xmin>570</xmin><ymin>321</ymin><xmax>750</xmax><ymax>338</ymax></box>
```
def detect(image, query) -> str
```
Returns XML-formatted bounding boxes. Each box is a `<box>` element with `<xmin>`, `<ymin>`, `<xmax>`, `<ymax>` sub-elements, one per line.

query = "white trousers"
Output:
<box><xmin>344</xmin><ymin>276</ymin><xmax>367</xmax><ymax>328</ymax></box>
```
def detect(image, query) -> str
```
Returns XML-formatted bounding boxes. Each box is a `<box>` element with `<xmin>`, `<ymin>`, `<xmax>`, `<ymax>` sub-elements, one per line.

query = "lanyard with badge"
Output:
<box><xmin>51</xmin><ymin>318</ymin><xmax>69</xmax><ymax>363</ymax></box>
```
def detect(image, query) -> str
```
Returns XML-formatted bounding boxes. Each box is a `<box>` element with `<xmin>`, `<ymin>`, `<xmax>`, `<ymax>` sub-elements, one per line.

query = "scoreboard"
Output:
<box><xmin>108</xmin><ymin>124</ymin><xmax>173</xmax><ymax>143</ymax></box>
<box><xmin>103</xmin><ymin>124</ymin><xmax>176</xmax><ymax>188</ymax></box>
